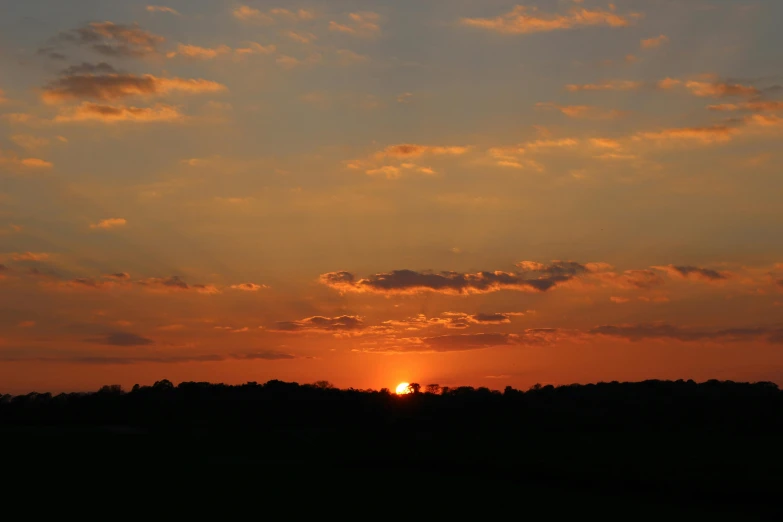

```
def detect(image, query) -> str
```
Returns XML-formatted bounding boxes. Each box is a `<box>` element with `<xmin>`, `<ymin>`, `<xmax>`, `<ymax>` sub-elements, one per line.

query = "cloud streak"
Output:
<box><xmin>320</xmin><ymin>261</ymin><xmax>596</xmax><ymax>296</ymax></box>
<box><xmin>461</xmin><ymin>5</ymin><xmax>640</xmax><ymax>35</ymax></box>
<box><xmin>42</xmin><ymin>73</ymin><xmax>226</xmax><ymax>103</ymax></box>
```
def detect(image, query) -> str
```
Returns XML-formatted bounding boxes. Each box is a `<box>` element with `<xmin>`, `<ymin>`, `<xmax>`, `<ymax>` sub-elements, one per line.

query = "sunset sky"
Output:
<box><xmin>2</xmin><ymin>0</ymin><xmax>783</xmax><ymax>393</ymax></box>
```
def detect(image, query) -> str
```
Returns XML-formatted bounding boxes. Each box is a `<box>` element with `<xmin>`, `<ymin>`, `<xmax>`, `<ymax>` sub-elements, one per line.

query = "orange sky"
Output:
<box><xmin>1</xmin><ymin>0</ymin><xmax>783</xmax><ymax>393</ymax></box>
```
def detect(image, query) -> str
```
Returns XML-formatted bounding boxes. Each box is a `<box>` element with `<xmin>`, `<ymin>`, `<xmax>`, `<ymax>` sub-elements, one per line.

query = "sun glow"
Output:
<box><xmin>396</xmin><ymin>382</ymin><xmax>411</xmax><ymax>394</ymax></box>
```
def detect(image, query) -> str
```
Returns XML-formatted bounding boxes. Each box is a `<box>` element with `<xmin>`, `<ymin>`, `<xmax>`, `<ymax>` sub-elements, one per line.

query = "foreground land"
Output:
<box><xmin>3</xmin><ymin>379</ymin><xmax>782</xmax><ymax>516</ymax></box>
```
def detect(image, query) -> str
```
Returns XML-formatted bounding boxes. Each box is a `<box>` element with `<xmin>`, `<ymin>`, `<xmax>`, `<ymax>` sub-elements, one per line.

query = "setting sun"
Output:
<box><xmin>396</xmin><ymin>383</ymin><xmax>411</xmax><ymax>395</ymax></box>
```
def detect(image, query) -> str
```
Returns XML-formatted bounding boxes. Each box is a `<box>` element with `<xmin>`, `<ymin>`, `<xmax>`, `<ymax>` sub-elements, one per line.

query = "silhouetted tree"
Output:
<box><xmin>311</xmin><ymin>381</ymin><xmax>335</xmax><ymax>389</ymax></box>
<box><xmin>407</xmin><ymin>383</ymin><xmax>421</xmax><ymax>395</ymax></box>
<box><xmin>425</xmin><ymin>384</ymin><xmax>441</xmax><ymax>395</ymax></box>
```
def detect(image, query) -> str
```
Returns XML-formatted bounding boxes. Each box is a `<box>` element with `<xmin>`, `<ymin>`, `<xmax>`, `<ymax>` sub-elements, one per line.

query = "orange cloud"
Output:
<box><xmin>230</xmin><ymin>283</ymin><xmax>268</xmax><ymax>291</ymax></box>
<box><xmin>461</xmin><ymin>5</ymin><xmax>640</xmax><ymax>34</ymax></box>
<box><xmin>589</xmin><ymin>324</ymin><xmax>783</xmax><ymax>344</ymax></box>
<box><xmin>168</xmin><ymin>42</ymin><xmax>276</xmax><ymax>59</ymax></box>
<box><xmin>10</xmin><ymin>135</ymin><xmax>49</xmax><ymax>151</ymax></box>
<box><xmin>329</xmin><ymin>12</ymin><xmax>381</xmax><ymax>36</ymax></box>
<box><xmin>635</xmin><ymin>125</ymin><xmax>737</xmax><ymax>144</ymax></box>
<box><xmin>54</xmin><ymin>22</ymin><xmax>164</xmax><ymax>57</ymax></box>
<box><xmin>137</xmin><ymin>276</ymin><xmax>220</xmax><ymax>294</ymax></box>
<box><xmin>566</xmin><ymin>80</ymin><xmax>642</xmax><ymax>92</ymax></box>
<box><xmin>235</xmin><ymin>42</ymin><xmax>277</xmax><ymax>57</ymax></box>
<box><xmin>536</xmin><ymin>102</ymin><xmax>627</xmax><ymax>119</ymax></box>
<box><xmin>321</xmin><ymin>261</ymin><xmax>598</xmax><ymax>296</ymax></box>
<box><xmin>641</xmin><ymin>34</ymin><xmax>669</xmax><ymax>49</ymax></box>
<box><xmin>12</xmin><ymin>252</ymin><xmax>50</xmax><ymax>261</ymax></box>
<box><xmin>233</xmin><ymin>6</ymin><xmax>314</xmax><ymax>24</ymax></box>
<box><xmin>55</xmin><ymin>103</ymin><xmax>184</xmax><ymax>123</ymax></box>
<box><xmin>685</xmin><ymin>81</ymin><xmax>759</xmax><ymax>98</ymax></box>
<box><xmin>366</xmin><ymin>166</ymin><xmax>401</xmax><ymax>179</ymax></box>
<box><xmin>146</xmin><ymin>5</ymin><xmax>179</xmax><ymax>15</ymax></box>
<box><xmin>379</xmin><ymin>144</ymin><xmax>470</xmax><ymax>158</ymax></box>
<box><xmin>590</xmin><ymin>138</ymin><xmax>623</xmax><ymax>149</ymax></box>
<box><xmin>42</xmin><ymin>74</ymin><xmax>226</xmax><ymax>103</ymax></box>
<box><xmin>90</xmin><ymin>218</ymin><xmax>127</xmax><ymax>230</ymax></box>
<box><xmin>167</xmin><ymin>44</ymin><xmax>231</xmax><ymax>59</ymax></box>
<box><xmin>657</xmin><ymin>78</ymin><xmax>682</xmax><ymax>90</ymax></box>
<box><xmin>0</xmin><ymin>151</ymin><xmax>53</xmax><ymax>169</ymax></box>
<box><xmin>708</xmin><ymin>100</ymin><xmax>783</xmax><ymax>113</ymax></box>
<box><xmin>286</xmin><ymin>31</ymin><xmax>316</xmax><ymax>44</ymax></box>
<box><xmin>653</xmin><ymin>265</ymin><xmax>731</xmax><ymax>282</ymax></box>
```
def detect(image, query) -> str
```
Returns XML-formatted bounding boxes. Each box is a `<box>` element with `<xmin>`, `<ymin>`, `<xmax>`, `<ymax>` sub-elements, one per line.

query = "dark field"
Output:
<box><xmin>3</xmin><ymin>379</ymin><xmax>782</xmax><ymax>517</ymax></box>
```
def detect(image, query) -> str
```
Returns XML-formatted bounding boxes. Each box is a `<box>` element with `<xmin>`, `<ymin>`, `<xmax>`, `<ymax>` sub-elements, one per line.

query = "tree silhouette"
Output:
<box><xmin>425</xmin><ymin>384</ymin><xmax>441</xmax><ymax>395</ymax></box>
<box><xmin>407</xmin><ymin>383</ymin><xmax>421</xmax><ymax>394</ymax></box>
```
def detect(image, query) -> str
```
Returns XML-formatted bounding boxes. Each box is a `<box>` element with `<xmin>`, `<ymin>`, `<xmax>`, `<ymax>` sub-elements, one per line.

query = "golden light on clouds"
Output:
<box><xmin>1</xmin><ymin>0</ymin><xmax>782</xmax><ymax>394</ymax></box>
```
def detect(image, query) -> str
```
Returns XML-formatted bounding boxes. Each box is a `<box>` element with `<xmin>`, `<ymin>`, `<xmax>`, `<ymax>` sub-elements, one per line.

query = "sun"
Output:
<box><xmin>395</xmin><ymin>382</ymin><xmax>411</xmax><ymax>395</ymax></box>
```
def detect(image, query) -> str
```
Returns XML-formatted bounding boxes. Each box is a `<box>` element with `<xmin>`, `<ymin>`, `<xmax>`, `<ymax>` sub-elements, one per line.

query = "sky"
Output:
<box><xmin>1</xmin><ymin>0</ymin><xmax>783</xmax><ymax>394</ymax></box>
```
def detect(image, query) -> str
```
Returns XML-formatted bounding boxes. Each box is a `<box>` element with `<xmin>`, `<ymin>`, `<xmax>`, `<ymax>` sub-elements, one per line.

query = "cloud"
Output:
<box><xmin>286</xmin><ymin>31</ymin><xmax>316</xmax><ymax>44</ymax></box>
<box><xmin>146</xmin><ymin>5</ymin><xmax>180</xmax><ymax>15</ymax></box>
<box><xmin>167</xmin><ymin>44</ymin><xmax>231</xmax><ymax>59</ymax></box>
<box><xmin>365</xmin><ymin>165</ymin><xmax>401</xmax><ymax>179</ymax></box>
<box><xmin>55</xmin><ymin>102</ymin><xmax>183</xmax><ymax>123</ymax></box>
<box><xmin>378</xmin><ymin>144</ymin><xmax>470</xmax><ymax>158</ymax></box>
<box><xmin>107</xmin><ymin>272</ymin><xmax>130</xmax><ymax>280</ymax></box>
<box><xmin>591</xmin><ymin>269</ymin><xmax>665</xmax><ymax>290</ymax></box>
<box><xmin>11</xmin><ymin>252</ymin><xmax>50</xmax><ymax>262</ymax></box>
<box><xmin>384</xmin><ymin>312</ymin><xmax>523</xmax><ymax>330</ymax></box>
<box><xmin>18</xmin><ymin>351</ymin><xmax>297</xmax><ymax>364</ymax></box>
<box><xmin>685</xmin><ymin>81</ymin><xmax>759</xmax><ymax>98</ymax></box>
<box><xmin>320</xmin><ymin>261</ymin><xmax>595</xmax><ymax>296</ymax></box>
<box><xmin>53</xmin><ymin>22</ymin><xmax>164</xmax><ymax>57</ymax></box>
<box><xmin>460</xmin><ymin>5</ymin><xmax>640</xmax><ymax>34</ymax></box>
<box><xmin>233</xmin><ymin>6</ymin><xmax>315</xmax><ymax>24</ymax></box>
<box><xmin>336</xmin><ymin>49</ymin><xmax>369</xmax><ymax>66</ymax></box>
<box><xmin>137</xmin><ymin>276</ymin><xmax>219</xmax><ymax>294</ymax></box>
<box><xmin>589</xmin><ymin>324</ymin><xmax>783</xmax><ymax>344</ymax></box>
<box><xmin>708</xmin><ymin>100</ymin><xmax>783</xmax><ymax>113</ymax></box>
<box><xmin>371</xmin><ymin>329</ymin><xmax>560</xmax><ymax>353</ymax></box>
<box><xmin>657</xmin><ymin>78</ymin><xmax>682</xmax><ymax>90</ymax></box>
<box><xmin>60</xmin><ymin>62</ymin><xmax>117</xmax><ymax>76</ymax></box>
<box><xmin>590</xmin><ymin>138</ymin><xmax>623</xmax><ymax>149</ymax></box>
<box><xmin>18</xmin><ymin>321</ymin><xmax>35</xmax><ymax>328</ymax></box>
<box><xmin>234</xmin><ymin>42</ymin><xmax>277</xmax><ymax>56</ymax></box>
<box><xmin>653</xmin><ymin>265</ymin><xmax>730</xmax><ymax>282</ymax></box>
<box><xmin>566</xmin><ymin>80</ymin><xmax>642</xmax><ymax>92</ymax></box>
<box><xmin>230</xmin><ymin>283</ymin><xmax>268</xmax><ymax>292</ymax></box>
<box><xmin>86</xmin><ymin>332</ymin><xmax>154</xmax><ymax>346</ymax></box>
<box><xmin>329</xmin><ymin>12</ymin><xmax>381</xmax><ymax>37</ymax></box>
<box><xmin>89</xmin><ymin>217</ymin><xmax>127</xmax><ymax>230</ymax></box>
<box><xmin>641</xmin><ymin>34</ymin><xmax>669</xmax><ymax>49</ymax></box>
<box><xmin>167</xmin><ymin>43</ymin><xmax>276</xmax><ymax>59</ymax></box>
<box><xmin>535</xmin><ymin>102</ymin><xmax>626</xmax><ymax>119</ymax></box>
<box><xmin>0</xmin><ymin>150</ymin><xmax>54</xmax><ymax>169</ymax></box>
<box><xmin>276</xmin><ymin>315</ymin><xmax>367</xmax><ymax>333</ymax></box>
<box><xmin>635</xmin><ymin>125</ymin><xmax>737</xmax><ymax>144</ymax></box>
<box><xmin>42</xmin><ymin>73</ymin><xmax>226</xmax><ymax>103</ymax></box>
<box><xmin>19</xmin><ymin>158</ymin><xmax>53</xmax><ymax>168</ymax></box>
<box><xmin>10</xmin><ymin>135</ymin><xmax>49</xmax><ymax>151</ymax></box>
<box><xmin>0</xmin><ymin>89</ymin><xmax>7</xmax><ymax>104</ymax></box>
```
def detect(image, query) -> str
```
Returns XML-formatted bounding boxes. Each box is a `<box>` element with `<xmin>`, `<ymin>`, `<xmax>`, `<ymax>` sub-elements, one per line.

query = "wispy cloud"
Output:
<box><xmin>42</xmin><ymin>73</ymin><xmax>226</xmax><ymax>103</ymax></box>
<box><xmin>329</xmin><ymin>12</ymin><xmax>381</xmax><ymax>37</ymax></box>
<box><xmin>89</xmin><ymin>218</ymin><xmax>127</xmax><ymax>230</ymax></box>
<box><xmin>55</xmin><ymin>102</ymin><xmax>184</xmax><ymax>123</ymax></box>
<box><xmin>146</xmin><ymin>5</ymin><xmax>180</xmax><ymax>16</ymax></box>
<box><xmin>641</xmin><ymin>34</ymin><xmax>669</xmax><ymax>49</ymax></box>
<box><xmin>566</xmin><ymin>80</ymin><xmax>642</xmax><ymax>92</ymax></box>
<box><xmin>461</xmin><ymin>5</ymin><xmax>641</xmax><ymax>35</ymax></box>
<box><xmin>51</xmin><ymin>22</ymin><xmax>164</xmax><ymax>57</ymax></box>
<box><xmin>233</xmin><ymin>6</ymin><xmax>315</xmax><ymax>25</ymax></box>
